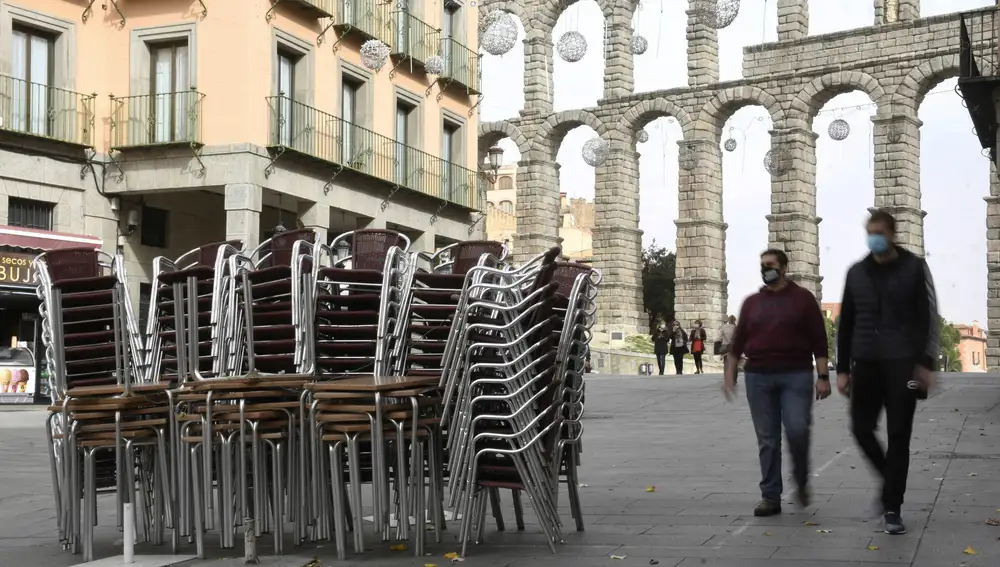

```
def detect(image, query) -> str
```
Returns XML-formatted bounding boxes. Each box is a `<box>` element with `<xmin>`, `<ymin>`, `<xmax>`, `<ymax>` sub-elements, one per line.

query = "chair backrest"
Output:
<box><xmin>351</xmin><ymin>229</ymin><xmax>407</xmax><ymax>270</ymax></box>
<box><xmin>451</xmin><ymin>240</ymin><xmax>505</xmax><ymax>275</ymax></box>
<box><xmin>38</xmin><ymin>248</ymin><xmax>102</xmax><ymax>283</ymax></box>
<box><xmin>197</xmin><ymin>240</ymin><xmax>242</xmax><ymax>266</ymax></box>
<box><xmin>551</xmin><ymin>262</ymin><xmax>594</xmax><ymax>297</ymax></box>
<box><xmin>262</xmin><ymin>229</ymin><xmax>315</xmax><ymax>268</ymax></box>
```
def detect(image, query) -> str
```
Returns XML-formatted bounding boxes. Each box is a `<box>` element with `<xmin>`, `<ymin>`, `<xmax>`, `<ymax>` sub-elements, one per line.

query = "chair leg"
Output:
<box><xmin>190</xmin><ymin>444</ymin><xmax>205</xmax><ymax>559</ymax></box>
<box><xmin>328</xmin><ymin>442</ymin><xmax>347</xmax><ymax>561</ymax></box>
<box><xmin>346</xmin><ymin>436</ymin><xmax>365</xmax><ymax>554</ymax></box>
<box><xmin>512</xmin><ymin>490</ymin><xmax>525</xmax><ymax>531</ymax></box>
<box><xmin>489</xmin><ymin>487</ymin><xmax>505</xmax><ymax>532</ymax></box>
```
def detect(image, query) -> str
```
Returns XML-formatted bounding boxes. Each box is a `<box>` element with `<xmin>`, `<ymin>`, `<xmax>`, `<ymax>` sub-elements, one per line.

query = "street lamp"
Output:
<box><xmin>479</xmin><ymin>145</ymin><xmax>504</xmax><ymax>183</ymax></box>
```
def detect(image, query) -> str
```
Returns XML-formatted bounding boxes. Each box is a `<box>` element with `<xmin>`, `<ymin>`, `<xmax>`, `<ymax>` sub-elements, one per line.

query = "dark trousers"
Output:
<box><xmin>693</xmin><ymin>352</ymin><xmax>703</xmax><ymax>373</ymax></box>
<box><xmin>850</xmin><ymin>358</ymin><xmax>918</xmax><ymax>514</ymax></box>
<box><xmin>672</xmin><ymin>353</ymin><xmax>684</xmax><ymax>374</ymax></box>
<box><xmin>655</xmin><ymin>354</ymin><xmax>666</xmax><ymax>375</ymax></box>
<box><xmin>745</xmin><ymin>371</ymin><xmax>813</xmax><ymax>502</ymax></box>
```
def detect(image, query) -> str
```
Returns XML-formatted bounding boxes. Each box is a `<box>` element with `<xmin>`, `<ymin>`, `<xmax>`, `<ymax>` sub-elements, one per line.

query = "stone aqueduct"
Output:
<box><xmin>474</xmin><ymin>0</ymin><xmax>1000</xmax><ymax>366</ymax></box>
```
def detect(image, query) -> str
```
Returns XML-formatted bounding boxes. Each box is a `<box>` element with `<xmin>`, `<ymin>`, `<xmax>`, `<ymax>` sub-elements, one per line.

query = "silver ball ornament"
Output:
<box><xmin>630</xmin><ymin>34</ymin><xmax>648</xmax><ymax>55</ymax></box>
<box><xmin>637</xmin><ymin>129</ymin><xmax>649</xmax><ymax>143</ymax></box>
<box><xmin>425</xmin><ymin>55</ymin><xmax>445</xmax><ymax>75</ymax></box>
<box><xmin>763</xmin><ymin>148</ymin><xmax>793</xmax><ymax>176</ymax></box>
<box><xmin>723</xmin><ymin>138</ymin><xmax>737</xmax><ymax>152</ymax></box>
<box><xmin>480</xmin><ymin>10</ymin><xmax>518</xmax><ymax>56</ymax></box>
<box><xmin>694</xmin><ymin>0</ymin><xmax>741</xmax><ymax>30</ymax></box>
<box><xmin>360</xmin><ymin>39</ymin><xmax>390</xmax><ymax>71</ymax></box>
<box><xmin>828</xmin><ymin>118</ymin><xmax>851</xmax><ymax>141</ymax></box>
<box><xmin>582</xmin><ymin>137</ymin><xmax>610</xmax><ymax>167</ymax></box>
<box><xmin>556</xmin><ymin>31</ymin><xmax>587</xmax><ymax>63</ymax></box>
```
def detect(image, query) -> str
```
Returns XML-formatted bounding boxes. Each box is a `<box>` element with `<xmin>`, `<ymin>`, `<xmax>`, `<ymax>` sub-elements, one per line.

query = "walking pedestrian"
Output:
<box><xmin>835</xmin><ymin>210</ymin><xmax>939</xmax><ymax>536</ymax></box>
<box><xmin>669</xmin><ymin>321</ymin><xmax>688</xmax><ymax>375</ymax></box>
<box><xmin>653</xmin><ymin>323</ymin><xmax>669</xmax><ymax>375</ymax></box>
<box><xmin>690</xmin><ymin>320</ymin><xmax>707</xmax><ymax>374</ymax></box>
<box><xmin>719</xmin><ymin>315</ymin><xmax>737</xmax><ymax>383</ymax></box>
<box><xmin>723</xmin><ymin>248</ymin><xmax>830</xmax><ymax>516</ymax></box>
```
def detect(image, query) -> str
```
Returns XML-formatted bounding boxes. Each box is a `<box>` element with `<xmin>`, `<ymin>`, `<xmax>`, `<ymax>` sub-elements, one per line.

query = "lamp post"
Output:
<box><xmin>480</xmin><ymin>145</ymin><xmax>504</xmax><ymax>183</ymax></box>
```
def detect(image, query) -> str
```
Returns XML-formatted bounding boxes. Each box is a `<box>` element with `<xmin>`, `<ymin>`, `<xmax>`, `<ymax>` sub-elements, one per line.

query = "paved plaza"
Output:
<box><xmin>0</xmin><ymin>373</ymin><xmax>997</xmax><ymax>567</ymax></box>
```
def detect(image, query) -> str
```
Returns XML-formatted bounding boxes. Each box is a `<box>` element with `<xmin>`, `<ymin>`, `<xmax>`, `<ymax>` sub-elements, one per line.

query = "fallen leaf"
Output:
<box><xmin>610</xmin><ymin>554</ymin><xmax>627</xmax><ymax>560</ymax></box>
<box><xmin>763</xmin><ymin>532</ymin><xmax>772</xmax><ymax>536</ymax></box>
<box><xmin>986</xmin><ymin>518</ymin><xmax>1000</xmax><ymax>527</ymax></box>
<box><xmin>868</xmin><ymin>545</ymin><xmax>880</xmax><ymax>551</ymax></box>
<box><xmin>646</xmin><ymin>486</ymin><xmax>655</xmax><ymax>493</ymax></box>
<box><xmin>425</xmin><ymin>564</ymin><xmax>437</xmax><ymax>567</ymax></box>
<box><xmin>804</xmin><ymin>521</ymin><xmax>818</xmax><ymax>526</ymax></box>
<box><xmin>964</xmin><ymin>546</ymin><xmax>978</xmax><ymax>555</ymax></box>
<box><xmin>443</xmin><ymin>553</ymin><xmax>460</xmax><ymax>560</ymax></box>
<box><xmin>389</xmin><ymin>544</ymin><xmax>408</xmax><ymax>552</ymax></box>
<box><xmin>578</xmin><ymin>483</ymin><xmax>589</xmax><ymax>488</ymax></box>
<box><xmin>649</xmin><ymin>561</ymin><xmax>659</xmax><ymax>566</ymax></box>
<box><xmin>817</xmin><ymin>529</ymin><xmax>832</xmax><ymax>533</ymax></box>
<box><xmin>302</xmin><ymin>560</ymin><xmax>320</xmax><ymax>567</ymax></box>
<box><xmin>968</xmin><ymin>473</ymin><xmax>978</xmax><ymax>477</ymax></box>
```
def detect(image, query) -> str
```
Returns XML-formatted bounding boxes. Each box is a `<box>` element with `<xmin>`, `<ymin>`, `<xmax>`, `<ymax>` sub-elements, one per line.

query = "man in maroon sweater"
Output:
<box><xmin>723</xmin><ymin>248</ymin><xmax>831</xmax><ymax>516</ymax></box>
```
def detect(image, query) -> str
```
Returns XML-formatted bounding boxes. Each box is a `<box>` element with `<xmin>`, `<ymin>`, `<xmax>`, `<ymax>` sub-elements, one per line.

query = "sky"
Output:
<box><xmin>478</xmin><ymin>0</ymin><xmax>995</xmax><ymax>328</ymax></box>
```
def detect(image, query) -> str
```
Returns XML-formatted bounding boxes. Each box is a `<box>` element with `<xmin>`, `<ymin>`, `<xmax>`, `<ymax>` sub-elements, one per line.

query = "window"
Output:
<box><xmin>140</xmin><ymin>206</ymin><xmax>168</xmax><ymax>248</ymax></box>
<box><xmin>487</xmin><ymin>201</ymin><xmax>495</xmax><ymax>209</ymax></box>
<box><xmin>973</xmin><ymin>351</ymin><xmax>981</xmax><ymax>366</ymax></box>
<box><xmin>6</xmin><ymin>197</ymin><xmax>54</xmax><ymax>230</ymax></box>
<box><xmin>150</xmin><ymin>41</ymin><xmax>190</xmax><ymax>144</ymax></box>
<box><xmin>395</xmin><ymin>101</ymin><xmax>415</xmax><ymax>183</ymax></box>
<box><xmin>441</xmin><ymin>5</ymin><xmax>458</xmax><ymax>68</ymax></box>
<box><xmin>500</xmin><ymin>200</ymin><xmax>513</xmax><ymax>214</ymax></box>
<box><xmin>442</xmin><ymin>120</ymin><xmax>461</xmax><ymax>200</ymax></box>
<box><xmin>11</xmin><ymin>26</ymin><xmax>54</xmax><ymax>136</ymax></box>
<box><xmin>275</xmin><ymin>50</ymin><xmax>297</xmax><ymax>147</ymax></box>
<box><xmin>498</xmin><ymin>176</ymin><xmax>513</xmax><ymax>190</ymax></box>
<box><xmin>341</xmin><ymin>77</ymin><xmax>361</xmax><ymax>163</ymax></box>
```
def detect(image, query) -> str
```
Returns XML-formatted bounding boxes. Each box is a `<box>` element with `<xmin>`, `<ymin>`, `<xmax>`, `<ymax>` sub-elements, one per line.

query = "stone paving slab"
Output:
<box><xmin>0</xmin><ymin>373</ymin><xmax>997</xmax><ymax>566</ymax></box>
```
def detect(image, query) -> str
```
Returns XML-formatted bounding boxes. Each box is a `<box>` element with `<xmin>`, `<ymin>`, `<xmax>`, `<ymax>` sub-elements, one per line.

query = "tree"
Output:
<box><xmin>939</xmin><ymin>317</ymin><xmax>962</xmax><ymax>372</ymax></box>
<box><xmin>824</xmin><ymin>315</ymin><xmax>837</xmax><ymax>360</ymax></box>
<box><xmin>641</xmin><ymin>241</ymin><xmax>676</xmax><ymax>334</ymax></box>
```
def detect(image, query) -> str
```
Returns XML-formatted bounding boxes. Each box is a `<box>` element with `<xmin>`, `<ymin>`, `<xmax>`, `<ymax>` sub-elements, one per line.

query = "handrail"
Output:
<box><xmin>0</xmin><ymin>74</ymin><xmax>95</xmax><ymax>146</ymax></box>
<box><xmin>440</xmin><ymin>38</ymin><xmax>481</xmax><ymax>94</ymax></box>
<box><xmin>109</xmin><ymin>88</ymin><xmax>205</xmax><ymax>149</ymax></box>
<box><xmin>335</xmin><ymin>0</ymin><xmax>394</xmax><ymax>45</ymax></box>
<box><xmin>390</xmin><ymin>11</ymin><xmax>440</xmax><ymax>65</ymax></box>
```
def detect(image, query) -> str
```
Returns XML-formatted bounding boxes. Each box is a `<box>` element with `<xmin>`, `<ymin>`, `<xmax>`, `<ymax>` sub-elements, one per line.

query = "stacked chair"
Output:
<box><xmin>38</xmin><ymin>230</ymin><xmax>600</xmax><ymax>563</ymax></box>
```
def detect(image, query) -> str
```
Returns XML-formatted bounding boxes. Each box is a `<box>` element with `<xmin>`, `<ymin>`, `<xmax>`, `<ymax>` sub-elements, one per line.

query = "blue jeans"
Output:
<box><xmin>745</xmin><ymin>371</ymin><xmax>814</xmax><ymax>502</ymax></box>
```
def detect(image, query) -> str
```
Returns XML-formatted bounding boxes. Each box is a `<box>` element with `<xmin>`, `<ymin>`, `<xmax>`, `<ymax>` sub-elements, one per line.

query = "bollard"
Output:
<box><xmin>123</xmin><ymin>502</ymin><xmax>134</xmax><ymax>564</ymax></box>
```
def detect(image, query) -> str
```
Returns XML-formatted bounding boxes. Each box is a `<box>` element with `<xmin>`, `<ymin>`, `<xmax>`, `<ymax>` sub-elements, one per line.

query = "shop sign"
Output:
<box><xmin>0</xmin><ymin>366</ymin><xmax>34</xmax><ymax>402</ymax></box>
<box><xmin>0</xmin><ymin>252</ymin><xmax>35</xmax><ymax>286</ymax></box>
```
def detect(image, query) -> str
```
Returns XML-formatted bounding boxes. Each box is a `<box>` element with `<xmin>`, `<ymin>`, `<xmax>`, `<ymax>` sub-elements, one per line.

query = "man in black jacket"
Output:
<box><xmin>836</xmin><ymin>210</ymin><xmax>939</xmax><ymax>536</ymax></box>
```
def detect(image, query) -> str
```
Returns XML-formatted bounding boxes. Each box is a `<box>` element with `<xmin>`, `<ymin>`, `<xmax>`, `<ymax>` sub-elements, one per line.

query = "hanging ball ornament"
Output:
<box><xmin>694</xmin><ymin>0</ymin><xmax>741</xmax><ymax>30</ymax></box>
<box><xmin>763</xmin><ymin>148</ymin><xmax>793</xmax><ymax>176</ymax></box>
<box><xmin>678</xmin><ymin>143</ymin><xmax>699</xmax><ymax>171</ymax></box>
<box><xmin>556</xmin><ymin>31</ymin><xmax>588</xmax><ymax>63</ymax></box>
<box><xmin>723</xmin><ymin>137</ymin><xmax>738</xmax><ymax>152</ymax></box>
<box><xmin>360</xmin><ymin>39</ymin><xmax>390</xmax><ymax>71</ymax></box>
<box><xmin>479</xmin><ymin>10</ymin><xmax>518</xmax><ymax>56</ymax></box>
<box><xmin>582</xmin><ymin>137</ymin><xmax>610</xmax><ymax>167</ymax></box>
<box><xmin>630</xmin><ymin>34</ymin><xmax>648</xmax><ymax>55</ymax></box>
<box><xmin>828</xmin><ymin>118</ymin><xmax>851</xmax><ymax>141</ymax></box>
<box><xmin>637</xmin><ymin>129</ymin><xmax>650</xmax><ymax>143</ymax></box>
<box><xmin>425</xmin><ymin>55</ymin><xmax>445</xmax><ymax>75</ymax></box>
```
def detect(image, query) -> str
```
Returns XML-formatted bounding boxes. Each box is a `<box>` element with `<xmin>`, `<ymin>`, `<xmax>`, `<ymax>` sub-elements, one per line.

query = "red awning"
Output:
<box><xmin>0</xmin><ymin>226</ymin><xmax>103</xmax><ymax>252</ymax></box>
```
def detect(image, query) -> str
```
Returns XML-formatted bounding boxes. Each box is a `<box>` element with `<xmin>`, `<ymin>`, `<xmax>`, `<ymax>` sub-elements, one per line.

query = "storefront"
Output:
<box><xmin>0</xmin><ymin>226</ymin><xmax>103</xmax><ymax>404</ymax></box>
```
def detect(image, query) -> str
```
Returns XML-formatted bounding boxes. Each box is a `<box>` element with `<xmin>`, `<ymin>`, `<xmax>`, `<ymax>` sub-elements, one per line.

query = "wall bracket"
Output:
<box><xmin>189</xmin><ymin>143</ymin><xmax>206</xmax><ymax>178</ymax></box>
<box><xmin>424</xmin><ymin>77</ymin><xmax>443</xmax><ymax>98</ymax></box>
<box><xmin>80</xmin><ymin>148</ymin><xmax>97</xmax><ymax>181</ymax></box>
<box><xmin>106</xmin><ymin>0</ymin><xmax>126</xmax><ymax>29</ymax></box>
<box><xmin>467</xmin><ymin>211</ymin><xmax>485</xmax><ymax>235</ymax></box>
<box><xmin>106</xmin><ymin>150</ymin><xmax>125</xmax><ymax>184</ymax></box>
<box><xmin>265</xmin><ymin>0</ymin><xmax>282</xmax><ymax>22</ymax></box>
<box><xmin>196</xmin><ymin>0</ymin><xmax>208</xmax><ymax>19</ymax></box>
<box><xmin>317</xmin><ymin>17</ymin><xmax>336</xmax><ymax>45</ymax></box>
<box><xmin>468</xmin><ymin>94</ymin><xmax>483</xmax><ymax>117</ymax></box>
<box><xmin>323</xmin><ymin>163</ymin><xmax>345</xmax><ymax>195</ymax></box>
<box><xmin>264</xmin><ymin>146</ymin><xmax>287</xmax><ymax>178</ymax></box>
<box><xmin>380</xmin><ymin>185</ymin><xmax>401</xmax><ymax>211</ymax></box>
<box><xmin>429</xmin><ymin>198</ymin><xmax>448</xmax><ymax>225</ymax></box>
<box><xmin>82</xmin><ymin>0</ymin><xmax>97</xmax><ymax>22</ymax></box>
<box><xmin>435</xmin><ymin>78</ymin><xmax>455</xmax><ymax>101</ymax></box>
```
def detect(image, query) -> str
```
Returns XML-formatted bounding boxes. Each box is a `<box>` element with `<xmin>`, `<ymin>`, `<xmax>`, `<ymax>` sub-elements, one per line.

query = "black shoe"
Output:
<box><xmin>753</xmin><ymin>500</ymin><xmax>782</xmax><ymax>517</ymax></box>
<box><xmin>795</xmin><ymin>487</ymin><xmax>811</xmax><ymax>509</ymax></box>
<box><xmin>884</xmin><ymin>512</ymin><xmax>906</xmax><ymax>535</ymax></box>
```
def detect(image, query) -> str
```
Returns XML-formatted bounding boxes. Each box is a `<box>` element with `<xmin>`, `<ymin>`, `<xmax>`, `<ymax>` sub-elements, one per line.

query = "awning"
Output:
<box><xmin>0</xmin><ymin>226</ymin><xmax>103</xmax><ymax>252</ymax></box>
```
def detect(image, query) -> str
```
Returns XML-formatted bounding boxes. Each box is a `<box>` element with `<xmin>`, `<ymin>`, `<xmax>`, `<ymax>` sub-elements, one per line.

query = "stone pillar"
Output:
<box><xmin>898</xmin><ymin>0</ymin><xmax>919</xmax><ymax>22</ymax></box>
<box><xmin>875</xmin><ymin>1</ymin><xmax>918</xmax><ymax>24</ymax></box>
<box><xmin>513</xmin><ymin>159</ymin><xmax>561</xmax><ymax>264</ymax></box>
<box><xmin>674</xmin><ymin>139</ymin><xmax>726</xmax><ymax>327</ymax></box>
<box><xmin>224</xmin><ymin>183</ymin><xmax>262</xmax><ymax>252</ymax></box>
<box><xmin>686</xmin><ymin>1</ymin><xmax>719</xmax><ymax>86</ymax></box>
<box><xmin>593</xmin><ymin>147</ymin><xmax>644</xmax><ymax>335</ymax></box>
<box><xmin>522</xmin><ymin>34</ymin><xmax>554</xmax><ymax>118</ymax></box>
<box><xmin>766</xmin><ymin>127</ymin><xmax>822</xmax><ymax>299</ymax></box>
<box><xmin>602</xmin><ymin>7</ymin><xmax>636</xmax><ymax>100</ymax></box>
<box><xmin>777</xmin><ymin>0</ymin><xmax>809</xmax><ymax>41</ymax></box>
<box><xmin>298</xmin><ymin>201</ymin><xmax>330</xmax><ymax>244</ymax></box>
<box><xmin>985</xmin><ymin>162</ymin><xmax>1000</xmax><ymax>368</ymax></box>
<box><xmin>872</xmin><ymin>115</ymin><xmax>925</xmax><ymax>254</ymax></box>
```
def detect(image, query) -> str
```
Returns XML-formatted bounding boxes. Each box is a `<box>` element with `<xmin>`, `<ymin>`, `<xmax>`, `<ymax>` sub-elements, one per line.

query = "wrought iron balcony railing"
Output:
<box><xmin>334</xmin><ymin>0</ymin><xmax>393</xmax><ymax>46</ymax></box>
<box><xmin>0</xmin><ymin>75</ymin><xmax>95</xmax><ymax>147</ymax></box>
<box><xmin>389</xmin><ymin>11</ymin><xmax>440</xmax><ymax>67</ymax></box>
<box><xmin>109</xmin><ymin>89</ymin><xmax>205</xmax><ymax>149</ymax></box>
<box><xmin>266</xmin><ymin>95</ymin><xmax>482</xmax><ymax>210</ymax></box>
<box><xmin>266</xmin><ymin>0</ymin><xmax>334</xmax><ymax>20</ymax></box>
<box><xmin>959</xmin><ymin>7</ymin><xmax>999</xmax><ymax>80</ymax></box>
<box><xmin>440</xmin><ymin>38</ymin><xmax>481</xmax><ymax>94</ymax></box>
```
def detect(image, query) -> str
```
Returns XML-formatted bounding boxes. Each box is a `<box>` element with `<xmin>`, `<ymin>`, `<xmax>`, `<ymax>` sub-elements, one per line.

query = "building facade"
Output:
<box><xmin>955</xmin><ymin>321</ymin><xmax>988</xmax><ymax>372</ymax></box>
<box><xmin>0</xmin><ymin>0</ymin><xmax>485</xmax><ymax>401</ymax></box>
<box><xmin>485</xmin><ymin>164</ymin><xmax>594</xmax><ymax>261</ymax></box>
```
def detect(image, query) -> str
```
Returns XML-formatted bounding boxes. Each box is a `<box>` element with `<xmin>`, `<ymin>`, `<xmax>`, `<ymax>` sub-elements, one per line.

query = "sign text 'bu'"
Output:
<box><xmin>0</xmin><ymin>252</ymin><xmax>35</xmax><ymax>286</ymax></box>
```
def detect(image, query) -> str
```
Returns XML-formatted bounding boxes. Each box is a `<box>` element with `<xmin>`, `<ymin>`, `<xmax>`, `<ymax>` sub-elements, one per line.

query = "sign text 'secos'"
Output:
<box><xmin>0</xmin><ymin>252</ymin><xmax>35</xmax><ymax>285</ymax></box>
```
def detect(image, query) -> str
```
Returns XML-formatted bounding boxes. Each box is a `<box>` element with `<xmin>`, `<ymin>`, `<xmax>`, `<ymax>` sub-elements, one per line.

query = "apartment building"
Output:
<box><xmin>955</xmin><ymin>321</ymin><xmax>988</xmax><ymax>372</ymax></box>
<box><xmin>485</xmin><ymin>164</ymin><xmax>594</xmax><ymax>261</ymax></box>
<box><xmin>0</xmin><ymin>0</ymin><xmax>489</xmax><ymax>402</ymax></box>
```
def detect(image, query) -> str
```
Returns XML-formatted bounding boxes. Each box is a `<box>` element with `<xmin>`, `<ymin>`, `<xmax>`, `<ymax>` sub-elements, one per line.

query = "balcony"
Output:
<box><xmin>265</xmin><ymin>95</ymin><xmax>483</xmax><ymax>210</ymax></box>
<box><xmin>389</xmin><ymin>11</ymin><xmax>440</xmax><ymax>72</ymax></box>
<box><xmin>440</xmin><ymin>38</ymin><xmax>480</xmax><ymax>95</ymax></box>
<box><xmin>333</xmin><ymin>0</ymin><xmax>393</xmax><ymax>47</ymax></box>
<box><xmin>266</xmin><ymin>0</ymin><xmax>334</xmax><ymax>19</ymax></box>
<box><xmin>109</xmin><ymin>89</ymin><xmax>205</xmax><ymax>150</ymax></box>
<box><xmin>0</xmin><ymin>74</ymin><xmax>95</xmax><ymax>147</ymax></box>
<box><xmin>958</xmin><ymin>7</ymin><xmax>1000</xmax><ymax>163</ymax></box>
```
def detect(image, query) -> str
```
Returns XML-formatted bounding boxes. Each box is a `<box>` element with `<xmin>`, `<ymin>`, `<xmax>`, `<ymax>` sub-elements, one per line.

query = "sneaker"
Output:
<box><xmin>884</xmin><ymin>512</ymin><xmax>906</xmax><ymax>535</ymax></box>
<box><xmin>753</xmin><ymin>500</ymin><xmax>782</xmax><ymax>517</ymax></box>
<box><xmin>795</xmin><ymin>487</ymin><xmax>811</xmax><ymax>509</ymax></box>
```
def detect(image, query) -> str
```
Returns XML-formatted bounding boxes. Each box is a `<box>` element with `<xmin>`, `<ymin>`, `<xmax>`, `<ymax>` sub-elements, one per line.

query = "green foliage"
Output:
<box><xmin>939</xmin><ymin>316</ymin><xmax>962</xmax><ymax>372</ymax></box>
<box><xmin>824</xmin><ymin>315</ymin><xmax>836</xmax><ymax>360</ymax></box>
<box><xmin>622</xmin><ymin>334</ymin><xmax>654</xmax><ymax>354</ymax></box>
<box><xmin>641</xmin><ymin>241</ymin><xmax>676</xmax><ymax>334</ymax></box>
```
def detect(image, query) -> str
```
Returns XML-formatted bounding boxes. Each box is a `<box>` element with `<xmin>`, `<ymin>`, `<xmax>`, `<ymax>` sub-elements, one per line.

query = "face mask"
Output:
<box><xmin>867</xmin><ymin>234</ymin><xmax>890</xmax><ymax>254</ymax></box>
<box><xmin>761</xmin><ymin>267</ymin><xmax>781</xmax><ymax>285</ymax></box>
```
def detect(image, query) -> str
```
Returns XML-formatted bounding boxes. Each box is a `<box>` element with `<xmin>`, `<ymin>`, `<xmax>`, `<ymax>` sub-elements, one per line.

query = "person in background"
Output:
<box><xmin>723</xmin><ymin>248</ymin><xmax>830</xmax><ymax>517</ymax></box>
<box><xmin>669</xmin><ymin>321</ymin><xmax>689</xmax><ymax>375</ymax></box>
<box><xmin>835</xmin><ymin>210</ymin><xmax>939</xmax><ymax>536</ymax></box>
<box><xmin>653</xmin><ymin>323</ymin><xmax>670</xmax><ymax>376</ymax></box>
<box><xmin>690</xmin><ymin>320</ymin><xmax>707</xmax><ymax>374</ymax></box>
<box><xmin>719</xmin><ymin>315</ymin><xmax>737</xmax><ymax>382</ymax></box>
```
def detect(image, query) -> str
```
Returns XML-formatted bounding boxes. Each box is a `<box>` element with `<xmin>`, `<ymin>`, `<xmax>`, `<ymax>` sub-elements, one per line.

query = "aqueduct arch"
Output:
<box><xmin>477</xmin><ymin>0</ymin><xmax>1000</xmax><ymax>366</ymax></box>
